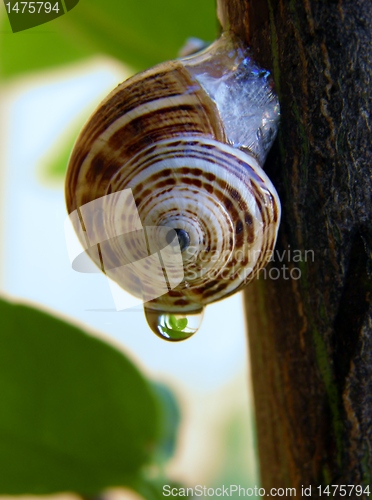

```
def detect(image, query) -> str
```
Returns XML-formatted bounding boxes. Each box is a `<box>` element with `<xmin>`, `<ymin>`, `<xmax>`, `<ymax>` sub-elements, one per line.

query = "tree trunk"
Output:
<box><xmin>219</xmin><ymin>0</ymin><xmax>372</xmax><ymax>495</ymax></box>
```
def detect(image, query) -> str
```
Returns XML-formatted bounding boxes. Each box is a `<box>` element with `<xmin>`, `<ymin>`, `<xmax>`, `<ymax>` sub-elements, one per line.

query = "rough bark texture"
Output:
<box><xmin>220</xmin><ymin>0</ymin><xmax>372</xmax><ymax>495</ymax></box>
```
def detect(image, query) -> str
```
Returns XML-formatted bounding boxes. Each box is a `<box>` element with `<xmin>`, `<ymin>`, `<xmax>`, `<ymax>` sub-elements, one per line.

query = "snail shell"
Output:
<box><xmin>65</xmin><ymin>32</ymin><xmax>281</xmax><ymax>318</ymax></box>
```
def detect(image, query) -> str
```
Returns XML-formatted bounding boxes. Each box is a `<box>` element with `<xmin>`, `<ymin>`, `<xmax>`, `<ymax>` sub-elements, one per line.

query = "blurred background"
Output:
<box><xmin>0</xmin><ymin>1</ymin><xmax>259</xmax><ymax>498</ymax></box>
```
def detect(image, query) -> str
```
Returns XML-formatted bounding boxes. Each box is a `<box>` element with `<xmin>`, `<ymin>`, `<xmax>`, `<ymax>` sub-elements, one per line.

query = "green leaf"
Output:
<box><xmin>41</xmin><ymin>121</ymin><xmax>83</xmax><ymax>180</ymax></box>
<box><xmin>64</xmin><ymin>0</ymin><xmax>80</xmax><ymax>12</ymax></box>
<box><xmin>132</xmin><ymin>476</ymin><xmax>185</xmax><ymax>500</ymax></box>
<box><xmin>1</xmin><ymin>0</ymin><xmax>217</xmax><ymax>79</ymax></box>
<box><xmin>44</xmin><ymin>137</ymin><xmax>74</xmax><ymax>179</ymax></box>
<box><xmin>0</xmin><ymin>296</ymin><xmax>160</xmax><ymax>495</ymax></box>
<box><xmin>151</xmin><ymin>382</ymin><xmax>180</xmax><ymax>463</ymax></box>
<box><xmin>168</xmin><ymin>315</ymin><xmax>188</xmax><ymax>332</ymax></box>
<box><xmin>0</xmin><ymin>12</ymin><xmax>93</xmax><ymax>79</ymax></box>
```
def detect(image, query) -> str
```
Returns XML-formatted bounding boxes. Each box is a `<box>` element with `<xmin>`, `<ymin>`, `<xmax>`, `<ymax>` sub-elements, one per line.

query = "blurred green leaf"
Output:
<box><xmin>132</xmin><ymin>476</ymin><xmax>185</xmax><ymax>500</ymax></box>
<box><xmin>1</xmin><ymin>0</ymin><xmax>217</xmax><ymax>79</ymax></box>
<box><xmin>65</xmin><ymin>0</ymin><xmax>80</xmax><ymax>12</ymax></box>
<box><xmin>151</xmin><ymin>382</ymin><xmax>181</xmax><ymax>464</ymax></box>
<box><xmin>42</xmin><ymin>122</ymin><xmax>82</xmax><ymax>179</ymax></box>
<box><xmin>44</xmin><ymin>137</ymin><xmax>74</xmax><ymax>178</ymax></box>
<box><xmin>0</xmin><ymin>12</ymin><xmax>93</xmax><ymax>79</ymax></box>
<box><xmin>0</xmin><ymin>296</ymin><xmax>160</xmax><ymax>495</ymax></box>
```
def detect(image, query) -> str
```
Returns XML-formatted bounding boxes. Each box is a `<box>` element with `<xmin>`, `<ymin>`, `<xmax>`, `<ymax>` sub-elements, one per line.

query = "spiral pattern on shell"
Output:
<box><xmin>65</xmin><ymin>32</ymin><xmax>281</xmax><ymax>314</ymax></box>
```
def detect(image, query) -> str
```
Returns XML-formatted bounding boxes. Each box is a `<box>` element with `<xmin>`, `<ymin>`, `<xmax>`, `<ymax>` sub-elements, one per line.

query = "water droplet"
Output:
<box><xmin>144</xmin><ymin>307</ymin><xmax>204</xmax><ymax>342</ymax></box>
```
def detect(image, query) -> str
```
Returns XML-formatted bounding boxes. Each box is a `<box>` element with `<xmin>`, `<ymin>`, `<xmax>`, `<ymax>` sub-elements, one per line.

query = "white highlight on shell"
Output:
<box><xmin>108</xmin><ymin>137</ymin><xmax>281</xmax><ymax>309</ymax></box>
<box><xmin>64</xmin><ymin>190</ymin><xmax>185</xmax><ymax>310</ymax></box>
<box><xmin>77</xmin><ymin>93</ymin><xmax>200</xmax><ymax>183</ymax></box>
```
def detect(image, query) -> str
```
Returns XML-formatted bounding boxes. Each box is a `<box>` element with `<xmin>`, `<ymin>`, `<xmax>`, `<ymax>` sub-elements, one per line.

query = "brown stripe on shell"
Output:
<box><xmin>72</xmin><ymin>63</ymin><xmax>200</xmax><ymax>159</ymax></box>
<box><xmin>102</xmin><ymin>140</ymin><xmax>270</xmax><ymax>302</ymax></box>
<box><xmin>105</xmin><ymin>140</ymin><xmax>256</xmax><ymax>195</ymax></box>
<box><xmin>107</xmin><ymin>104</ymin><xmax>216</xmax><ymax>163</ymax></box>
<box><xmin>118</xmin><ymin>140</ymin><xmax>254</xmax><ymax>187</ymax></box>
<box><xmin>66</xmin><ymin>89</ymin><xmax>280</xmax><ymax>312</ymax></box>
<box><xmin>65</xmin><ymin>62</ymin><xmax>226</xmax><ymax>213</ymax></box>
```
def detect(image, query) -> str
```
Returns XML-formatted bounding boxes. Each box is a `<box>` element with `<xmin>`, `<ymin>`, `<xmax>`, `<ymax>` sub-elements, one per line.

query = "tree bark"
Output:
<box><xmin>219</xmin><ymin>0</ymin><xmax>372</xmax><ymax>495</ymax></box>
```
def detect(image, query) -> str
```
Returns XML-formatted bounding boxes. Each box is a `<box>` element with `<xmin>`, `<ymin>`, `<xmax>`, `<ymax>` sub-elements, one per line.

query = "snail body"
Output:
<box><xmin>65</xmin><ymin>32</ymin><xmax>281</xmax><ymax>340</ymax></box>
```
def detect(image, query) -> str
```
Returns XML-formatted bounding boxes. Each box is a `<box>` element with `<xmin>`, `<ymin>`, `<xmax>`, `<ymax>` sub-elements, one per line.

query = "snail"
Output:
<box><xmin>65</xmin><ymin>31</ymin><xmax>281</xmax><ymax>341</ymax></box>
